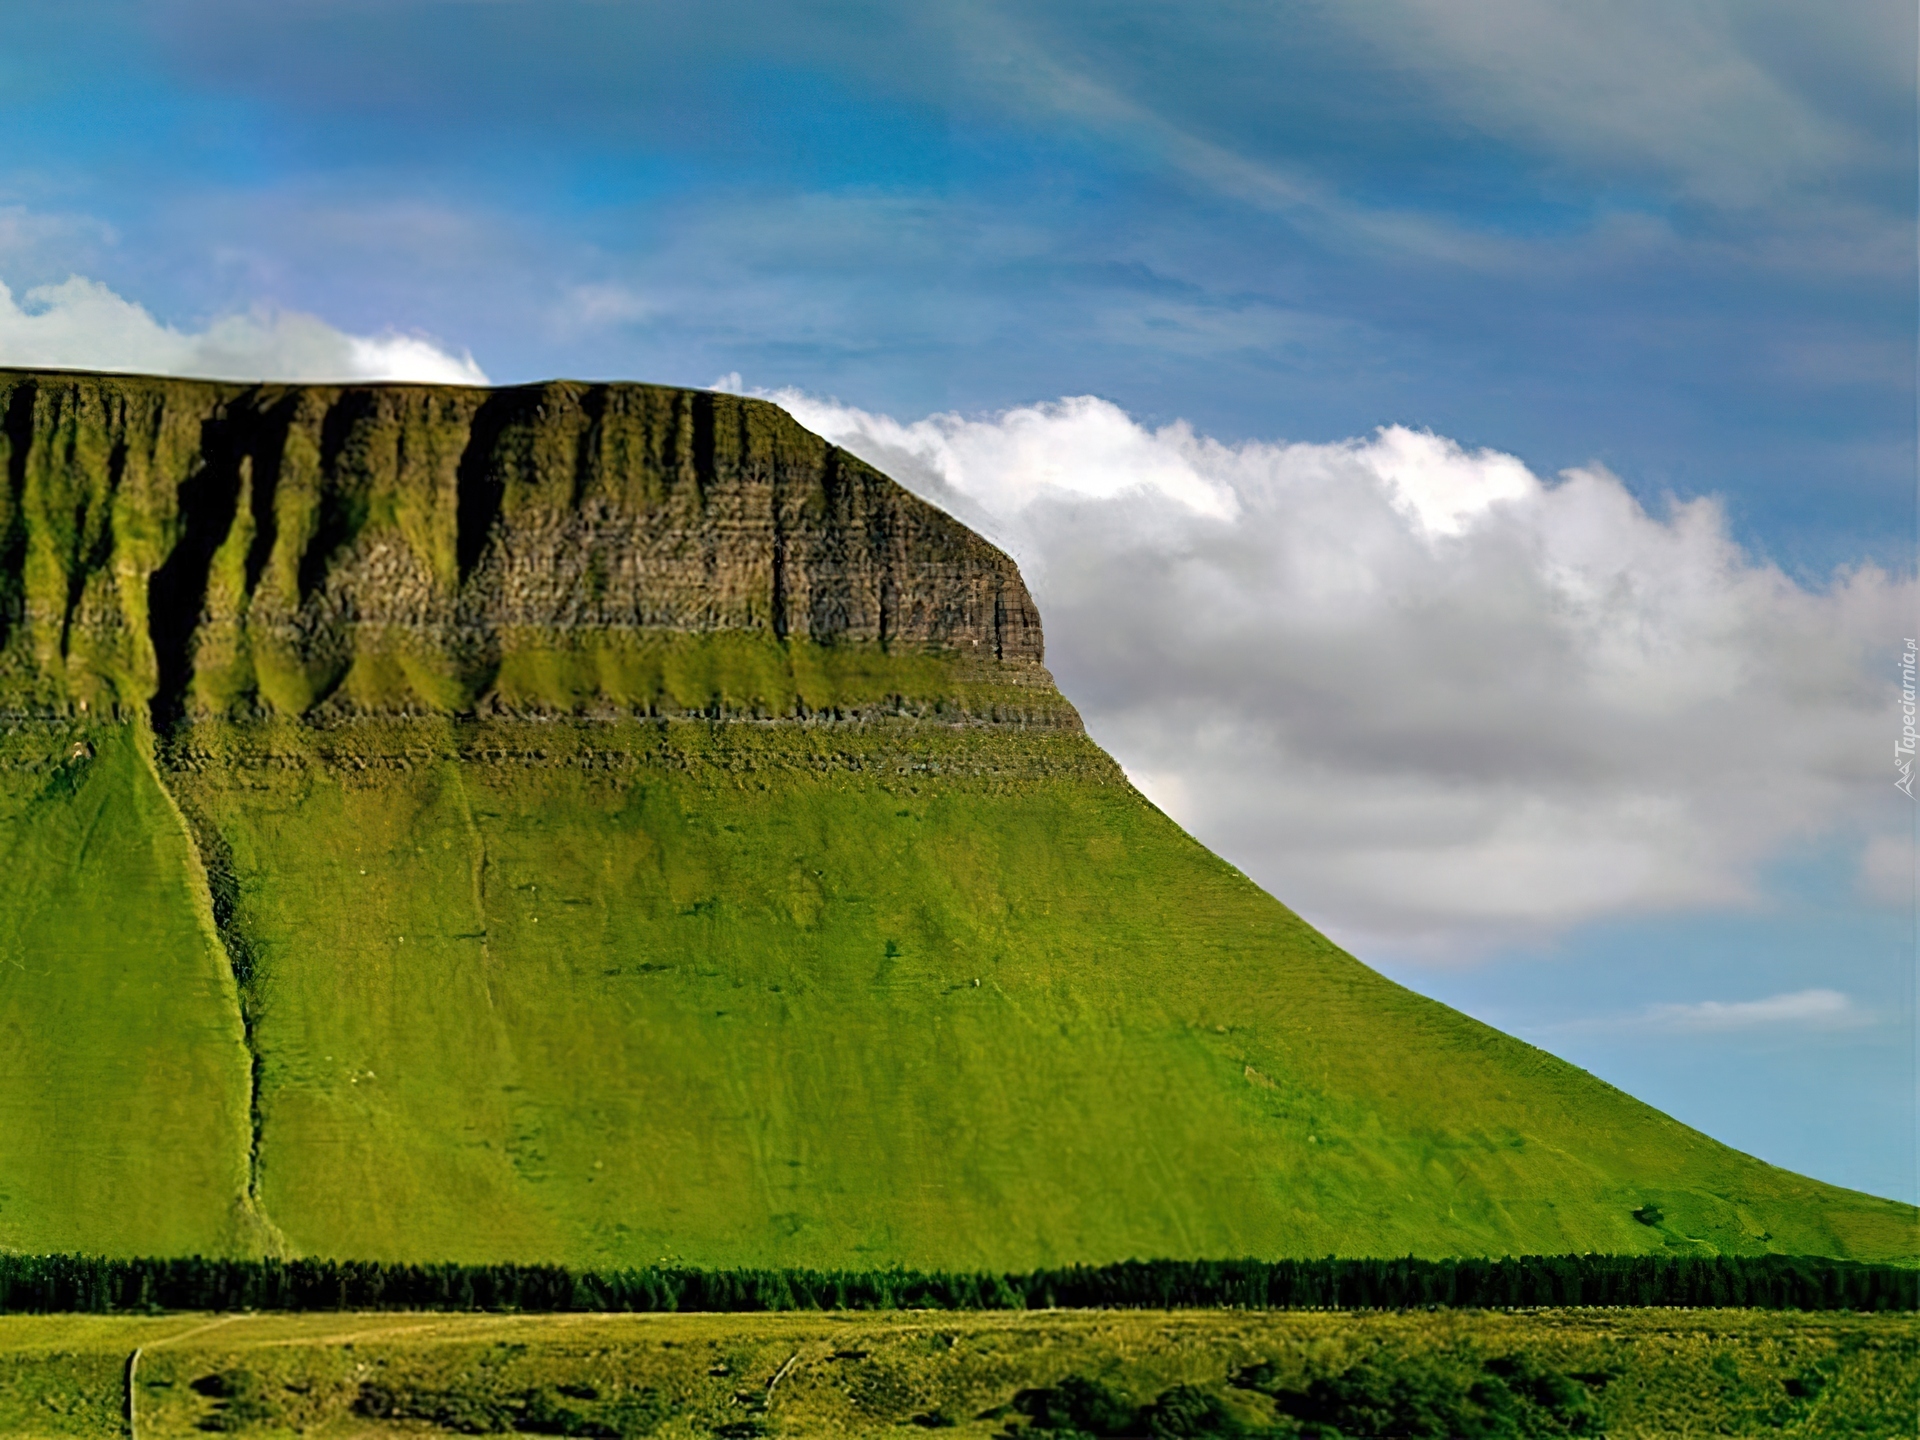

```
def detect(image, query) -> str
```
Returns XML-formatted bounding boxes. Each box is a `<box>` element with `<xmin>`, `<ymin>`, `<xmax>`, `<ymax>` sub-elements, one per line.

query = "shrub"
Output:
<box><xmin>1265</xmin><ymin>1352</ymin><xmax>1599</xmax><ymax>1439</ymax></box>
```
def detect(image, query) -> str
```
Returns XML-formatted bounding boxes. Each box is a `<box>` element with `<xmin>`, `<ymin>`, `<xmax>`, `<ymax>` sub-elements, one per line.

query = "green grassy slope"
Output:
<box><xmin>0</xmin><ymin>724</ymin><xmax>256</xmax><ymax>1256</ymax></box>
<box><xmin>144</xmin><ymin>714</ymin><xmax>1911</xmax><ymax>1269</ymax></box>
<box><xmin>0</xmin><ymin>370</ymin><xmax>1911</xmax><ymax>1272</ymax></box>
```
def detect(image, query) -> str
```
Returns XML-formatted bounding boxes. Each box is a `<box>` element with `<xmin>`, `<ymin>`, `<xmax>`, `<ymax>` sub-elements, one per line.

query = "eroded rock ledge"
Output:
<box><xmin>0</xmin><ymin>371</ymin><xmax>1059</xmax><ymax>727</ymax></box>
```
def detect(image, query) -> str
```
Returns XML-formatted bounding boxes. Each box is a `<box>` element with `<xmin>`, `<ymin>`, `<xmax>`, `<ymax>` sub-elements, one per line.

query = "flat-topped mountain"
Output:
<box><xmin>0</xmin><ymin>369</ymin><xmax>1910</xmax><ymax>1270</ymax></box>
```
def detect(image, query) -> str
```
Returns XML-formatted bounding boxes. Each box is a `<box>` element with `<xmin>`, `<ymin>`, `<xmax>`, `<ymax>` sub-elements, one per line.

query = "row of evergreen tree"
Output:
<box><xmin>0</xmin><ymin>1252</ymin><xmax>1909</xmax><ymax>1315</ymax></box>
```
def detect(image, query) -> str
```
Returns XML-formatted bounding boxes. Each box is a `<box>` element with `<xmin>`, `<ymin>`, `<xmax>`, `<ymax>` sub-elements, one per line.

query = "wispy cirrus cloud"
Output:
<box><xmin>1331</xmin><ymin>0</ymin><xmax>1902</xmax><ymax>207</ymax></box>
<box><xmin>1570</xmin><ymin>989</ymin><xmax>1877</xmax><ymax>1035</ymax></box>
<box><xmin>1642</xmin><ymin>989</ymin><xmax>1873</xmax><ymax>1031</ymax></box>
<box><xmin>951</xmin><ymin>12</ymin><xmax>1518</xmax><ymax>269</ymax></box>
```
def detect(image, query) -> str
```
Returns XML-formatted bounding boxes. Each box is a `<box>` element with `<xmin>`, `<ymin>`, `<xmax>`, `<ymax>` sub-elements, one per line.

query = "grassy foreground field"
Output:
<box><xmin>1</xmin><ymin>1308</ymin><xmax>1914</xmax><ymax>1438</ymax></box>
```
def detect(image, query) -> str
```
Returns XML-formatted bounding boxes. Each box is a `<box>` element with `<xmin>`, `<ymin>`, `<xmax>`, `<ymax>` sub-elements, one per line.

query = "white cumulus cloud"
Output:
<box><xmin>773</xmin><ymin>388</ymin><xmax>1916</xmax><ymax>959</ymax></box>
<box><xmin>0</xmin><ymin>275</ymin><xmax>487</xmax><ymax>384</ymax></box>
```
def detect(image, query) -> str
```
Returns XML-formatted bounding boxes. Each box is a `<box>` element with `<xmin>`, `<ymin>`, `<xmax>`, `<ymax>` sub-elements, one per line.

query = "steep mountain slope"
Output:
<box><xmin>0</xmin><ymin>370</ymin><xmax>1910</xmax><ymax>1267</ymax></box>
<box><xmin>0</xmin><ymin>723</ymin><xmax>257</xmax><ymax>1257</ymax></box>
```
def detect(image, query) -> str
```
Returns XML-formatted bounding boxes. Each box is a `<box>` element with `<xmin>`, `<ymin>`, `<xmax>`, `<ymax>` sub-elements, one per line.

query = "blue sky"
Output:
<box><xmin>3</xmin><ymin>0</ymin><xmax>1914</xmax><ymax>1201</ymax></box>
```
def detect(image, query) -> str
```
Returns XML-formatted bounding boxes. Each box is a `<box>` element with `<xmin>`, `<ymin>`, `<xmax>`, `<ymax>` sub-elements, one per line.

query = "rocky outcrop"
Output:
<box><xmin>0</xmin><ymin>371</ymin><xmax>1050</xmax><ymax>723</ymax></box>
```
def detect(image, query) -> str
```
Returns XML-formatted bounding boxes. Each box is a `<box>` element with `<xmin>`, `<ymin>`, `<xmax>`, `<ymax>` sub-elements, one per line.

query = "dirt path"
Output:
<box><xmin>128</xmin><ymin>1315</ymin><xmax>248</xmax><ymax>1439</ymax></box>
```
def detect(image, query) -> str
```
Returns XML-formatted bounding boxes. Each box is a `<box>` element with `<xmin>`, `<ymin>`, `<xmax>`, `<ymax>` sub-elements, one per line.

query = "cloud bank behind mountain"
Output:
<box><xmin>772</xmin><ymin>387</ymin><xmax>1913</xmax><ymax>960</ymax></box>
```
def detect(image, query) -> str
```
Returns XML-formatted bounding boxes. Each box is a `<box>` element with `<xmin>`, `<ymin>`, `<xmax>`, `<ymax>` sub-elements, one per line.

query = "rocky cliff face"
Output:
<box><xmin>0</xmin><ymin>371</ymin><xmax>1051</xmax><ymax>723</ymax></box>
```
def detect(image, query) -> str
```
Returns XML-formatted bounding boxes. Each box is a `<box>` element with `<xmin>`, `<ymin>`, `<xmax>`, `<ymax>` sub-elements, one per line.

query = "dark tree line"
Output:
<box><xmin>0</xmin><ymin>1252</ymin><xmax>1910</xmax><ymax>1315</ymax></box>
